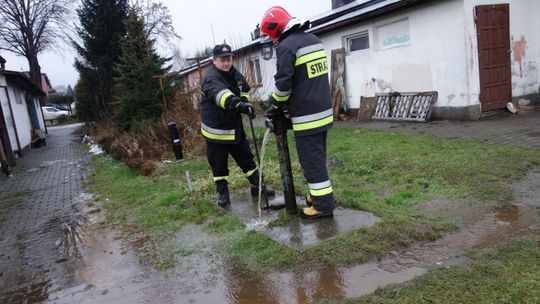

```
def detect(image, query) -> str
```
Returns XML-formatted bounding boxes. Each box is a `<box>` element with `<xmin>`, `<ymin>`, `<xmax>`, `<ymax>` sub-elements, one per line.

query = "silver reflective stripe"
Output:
<box><xmin>291</xmin><ymin>108</ymin><xmax>333</xmax><ymax>124</ymax></box>
<box><xmin>201</xmin><ymin>122</ymin><xmax>235</xmax><ymax>135</ymax></box>
<box><xmin>273</xmin><ymin>85</ymin><xmax>291</xmax><ymax>97</ymax></box>
<box><xmin>308</xmin><ymin>180</ymin><xmax>331</xmax><ymax>190</ymax></box>
<box><xmin>215</xmin><ymin>89</ymin><xmax>232</xmax><ymax>106</ymax></box>
<box><xmin>296</xmin><ymin>43</ymin><xmax>324</xmax><ymax>57</ymax></box>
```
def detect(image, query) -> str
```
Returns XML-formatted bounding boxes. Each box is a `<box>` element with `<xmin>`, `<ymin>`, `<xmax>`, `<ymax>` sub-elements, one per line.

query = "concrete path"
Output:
<box><xmin>343</xmin><ymin>109</ymin><xmax>540</xmax><ymax>149</ymax></box>
<box><xmin>0</xmin><ymin>123</ymin><xmax>91</xmax><ymax>303</ymax></box>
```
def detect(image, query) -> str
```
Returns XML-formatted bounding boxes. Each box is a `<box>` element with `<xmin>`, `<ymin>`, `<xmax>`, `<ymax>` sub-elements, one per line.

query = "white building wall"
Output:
<box><xmin>0</xmin><ymin>74</ymin><xmax>34</xmax><ymax>152</ymax></box>
<box><xmin>0</xmin><ymin>75</ymin><xmax>19</xmax><ymax>151</ymax></box>
<box><xmin>235</xmin><ymin>49</ymin><xmax>277</xmax><ymax>103</ymax></box>
<box><xmin>7</xmin><ymin>86</ymin><xmax>32</xmax><ymax>150</ymax></box>
<box><xmin>248</xmin><ymin>0</ymin><xmax>539</xmax><ymax>114</ymax></box>
<box><xmin>318</xmin><ymin>0</ymin><xmax>468</xmax><ymax>109</ymax></box>
<box><xmin>463</xmin><ymin>0</ymin><xmax>540</xmax><ymax>100</ymax></box>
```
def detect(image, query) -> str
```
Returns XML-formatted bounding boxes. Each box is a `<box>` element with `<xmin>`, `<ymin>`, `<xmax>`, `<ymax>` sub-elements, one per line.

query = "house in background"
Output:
<box><xmin>0</xmin><ymin>55</ymin><xmax>47</xmax><ymax>171</ymax></box>
<box><xmin>311</xmin><ymin>0</ymin><xmax>539</xmax><ymax>119</ymax></box>
<box><xmin>178</xmin><ymin>0</ymin><xmax>539</xmax><ymax>120</ymax></box>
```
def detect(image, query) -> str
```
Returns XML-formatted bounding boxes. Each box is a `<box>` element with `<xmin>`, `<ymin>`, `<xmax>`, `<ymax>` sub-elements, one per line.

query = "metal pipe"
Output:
<box><xmin>167</xmin><ymin>121</ymin><xmax>183</xmax><ymax>160</ymax></box>
<box><xmin>268</xmin><ymin>114</ymin><xmax>298</xmax><ymax>214</ymax></box>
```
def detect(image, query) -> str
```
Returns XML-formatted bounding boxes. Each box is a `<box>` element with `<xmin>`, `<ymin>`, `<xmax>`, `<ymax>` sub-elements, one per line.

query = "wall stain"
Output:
<box><xmin>447</xmin><ymin>94</ymin><xmax>456</xmax><ymax>104</ymax></box>
<box><xmin>511</xmin><ymin>35</ymin><xmax>527</xmax><ymax>78</ymax></box>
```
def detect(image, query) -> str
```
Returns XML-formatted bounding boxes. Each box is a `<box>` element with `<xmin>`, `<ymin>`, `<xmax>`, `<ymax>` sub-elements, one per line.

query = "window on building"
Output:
<box><xmin>346</xmin><ymin>31</ymin><xmax>370</xmax><ymax>52</ymax></box>
<box><xmin>249</xmin><ymin>58</ymin><xmax>262</xmax><ymax>84</ymax></box>
<box><xmin>376</xmin><ymin>18</ymin><xmax>410</xmax><ymax>50</ymax></box>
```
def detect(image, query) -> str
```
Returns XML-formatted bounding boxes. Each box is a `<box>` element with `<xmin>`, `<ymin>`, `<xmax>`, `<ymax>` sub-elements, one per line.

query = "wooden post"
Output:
<box><xmin>330</xmin><ymin>48</ymin><xmax>347</xmax><ymax>120</ymax></box>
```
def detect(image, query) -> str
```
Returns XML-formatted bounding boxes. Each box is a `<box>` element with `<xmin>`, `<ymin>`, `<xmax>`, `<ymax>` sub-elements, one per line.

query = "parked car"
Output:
<box><xmin>46</xmin><ymin>103</ymin><xmax>70</xmax><ymax>111</ymax></box>
<box><xmin>42</xmin><ymin>106</ymin><xmax>69</xmax><ymax>121</ymax></box>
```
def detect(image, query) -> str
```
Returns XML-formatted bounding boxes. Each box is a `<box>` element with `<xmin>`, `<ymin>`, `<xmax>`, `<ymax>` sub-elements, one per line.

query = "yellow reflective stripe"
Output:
<box><xmin>310</xmin><ymin>186</ymin><xmax>333</xmax><ymax>196</ymax></box>
<box><xmin>241</xmin><ymin>92</ymin><xmax>251</xmax><ymax>102</ymax></box>
<box><xmin>245</xmin><ymin>168</ymin><xmax>257</xmax><ymax>177</ymax></box>
<box><xmin>220</xmin><ymin>92</ymin><xmax>235</xmax><ymax>109</ymax></box>
<box><xmin>295</xmin><ymin>50</ymin><xmax>326</xmax><ymax>66</ymax></box>
<box><xmin>201</xmin><ymin>128</ymin><xmax>235</xmax><ymax>141</ymax></box>
<box><xmin>272</xmin><ymin>92</ymin><xmax>289</xmax><ymax>102</ymax></box>
<box><xmin>213</xmin><ymin>176</ymin><xmax>228</xmax><ymax>181</ymax></box>
<box><xmin>292</xmin><ymin>115</ymin><xmax>333</xmax><ymax>131</ymax></box>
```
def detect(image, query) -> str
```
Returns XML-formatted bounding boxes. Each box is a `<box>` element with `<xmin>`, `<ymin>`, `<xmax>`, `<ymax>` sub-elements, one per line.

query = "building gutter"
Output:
<box><xmin>310</xmin><ymin>0</ymin><xmax>434</xmax><ymax>35</ymax></box>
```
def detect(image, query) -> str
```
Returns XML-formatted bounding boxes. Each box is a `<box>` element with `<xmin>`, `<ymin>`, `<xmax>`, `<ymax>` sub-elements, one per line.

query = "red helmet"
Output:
<box><xmin>260</xmin><ymin>6</ymin><xmax>293</xmax><ymax>43</ymax></box>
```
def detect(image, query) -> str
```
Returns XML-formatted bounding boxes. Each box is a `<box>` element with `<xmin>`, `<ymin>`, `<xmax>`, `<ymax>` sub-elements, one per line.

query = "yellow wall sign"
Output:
<box><xmin>306</xmin><ymin>58</ymin><xmax>328</xmax><ymax>79</ymax></box>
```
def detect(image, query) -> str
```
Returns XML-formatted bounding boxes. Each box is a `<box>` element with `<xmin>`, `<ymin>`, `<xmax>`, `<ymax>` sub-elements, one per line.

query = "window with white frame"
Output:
<box><xmin>249</xmin><ymin>58</ymin><xmax>262</xmax><ymax>84</ymax></box>
<box><xmin>345</xmin><ymin>31</ymin><xmax>370</xmax><ymax>53</ymax></box>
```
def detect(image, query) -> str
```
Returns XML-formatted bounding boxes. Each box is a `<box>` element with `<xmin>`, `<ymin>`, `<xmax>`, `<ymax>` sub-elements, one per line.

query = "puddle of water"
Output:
<box><xmin>41</xmin><ymin>171</ymin><xmax>540</xmax><ymax>303</ymax></box>
<box><xmin>40</xmin><ymin>160</ymin><xmax>64</xmax><ymax>168</ymax></box>
<box><xmin>512</xmin><ymin>169</ymin><xmax>540</xmax><ymax>207</ymax></box>
<box><xmin>229</xmin><ymin>192</ymin><xmax>381</xmax><ymax>251</ymax></box>
<box><xmin>44</xmin><ymin>202</ymin><xmax>537</xmax><ymax>304</ymax></box>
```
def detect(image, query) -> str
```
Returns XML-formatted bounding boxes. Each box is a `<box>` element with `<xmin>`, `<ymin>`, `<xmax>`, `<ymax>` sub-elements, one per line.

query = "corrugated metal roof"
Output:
<box><xmin>0</xmin><ymin>70</ymin><xmax>45</xmax><ymax>96</ymax></box>
<box><xmin>177</xmin><ymin>58</ymin><xmax>212</xmax><ymax>77</ymax></box>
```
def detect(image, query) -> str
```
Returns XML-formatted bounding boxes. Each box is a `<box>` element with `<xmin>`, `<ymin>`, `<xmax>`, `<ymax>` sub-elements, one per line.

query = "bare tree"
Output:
<box><xmin>0</xmin><ymin>0</ymin><xmax>71</xmax><ymax>89</ymax></box>
<box><xmin>130</xmin><ymin>0</ymin><xmax>181</xmax><ymax>52</ymax></box>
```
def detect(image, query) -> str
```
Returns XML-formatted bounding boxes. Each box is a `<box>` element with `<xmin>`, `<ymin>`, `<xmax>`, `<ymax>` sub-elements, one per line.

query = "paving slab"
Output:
<box><xmin>229</xmin><ymin>192</ymin><xmax>381</xmax><ymax>251</ymax></box>
<box><xmin>343</xmin><ymin>109</ymin><xmax>540</xmax><ymax>149</ymax></box>
<box><xmin>0</xmin><ymin>123</ymin><xmax>92</xmax><ymax>302</ymax></box>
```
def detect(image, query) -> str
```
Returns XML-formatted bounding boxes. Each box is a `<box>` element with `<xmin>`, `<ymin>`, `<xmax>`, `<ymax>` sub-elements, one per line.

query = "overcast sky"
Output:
<box><xmin>1</xmin><ymin>0</ymin><xmax>331</xmax><ymax>89</ymax></box>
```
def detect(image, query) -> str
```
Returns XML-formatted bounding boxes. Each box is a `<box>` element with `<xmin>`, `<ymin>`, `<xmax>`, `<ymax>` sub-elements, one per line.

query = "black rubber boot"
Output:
<box><xmin>215</xmin><ymin>180</ymin><xmax>230</xmax><ymax>207</ymax></box>
<box><xmin>247</xmin><ymin>171</ymin><xmax>275</xmax><ymax>197</ymax></box>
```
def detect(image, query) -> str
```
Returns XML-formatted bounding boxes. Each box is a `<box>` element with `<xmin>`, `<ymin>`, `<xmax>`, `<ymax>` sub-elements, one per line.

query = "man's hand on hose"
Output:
<box><xmin>238</xmin><ymin>102</ymin><xmax>256</xmax><ymax>119</ymax></box>
<box><xmin>264</xmin><ymin>106</ymin><xmax>283</xmax><ymax>119</ymax></box>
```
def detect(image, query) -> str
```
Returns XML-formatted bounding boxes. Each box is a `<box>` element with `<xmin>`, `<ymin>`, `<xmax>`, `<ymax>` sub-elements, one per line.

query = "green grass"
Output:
<box><xmin>329</xmin><ymin>237</ymin><xmax>540</xmax><ymax>304</ymax></box>
<box><xmin>88</xmin><ymin>126</ymin><xmax>540</xmax><ymax>271</ymax></box>
<box><xmin>224</xmin><ymin>230</ymin><xmax>298</xmax><ymax>271</ymax></box>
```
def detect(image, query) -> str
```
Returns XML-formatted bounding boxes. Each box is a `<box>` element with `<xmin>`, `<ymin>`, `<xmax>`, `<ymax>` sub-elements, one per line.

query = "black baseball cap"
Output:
<box><xmin>213</xmin><ymin>43</ymin><xmax>234</xmax><ymax>58</ymax></box>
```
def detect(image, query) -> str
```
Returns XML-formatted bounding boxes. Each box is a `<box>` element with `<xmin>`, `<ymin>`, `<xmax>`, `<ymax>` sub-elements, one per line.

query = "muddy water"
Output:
<box><xmin>43</xmin><ymin>168</ymin><xmax>540</xmax><ymax>304</ymax></box>
<box><xmin>45</xmin><ymin>201</ymin><xmax>538</xmax><ymax>304</ymax></box>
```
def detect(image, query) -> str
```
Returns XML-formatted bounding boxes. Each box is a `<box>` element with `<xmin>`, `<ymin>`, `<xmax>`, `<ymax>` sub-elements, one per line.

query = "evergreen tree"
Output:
<box><xmin>73</xmin><ymin>0</ymin><xmax>128</xmax><ymax>121</ymax></box>
<box><xmin>114</xmin><ymin>8</ymin><xmax>170</xmax><ymax>131</ymax></box>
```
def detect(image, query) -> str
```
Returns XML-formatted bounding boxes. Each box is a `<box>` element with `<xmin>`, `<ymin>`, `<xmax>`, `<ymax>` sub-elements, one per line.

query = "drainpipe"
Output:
<box><xmin>266</xmin><ymin>113</ymin><xmax>298</xmax><ymax>214</ymax></box>
<box><xmin>1</xmin><ymin>86</ymin><xmax>22</xmax><ymax>156</ymax></box>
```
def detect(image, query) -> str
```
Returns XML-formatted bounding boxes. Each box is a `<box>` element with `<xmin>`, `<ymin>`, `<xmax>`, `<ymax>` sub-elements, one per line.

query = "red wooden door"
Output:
<box><xmin>475</xmin><ymin>4</ymin><xmax>512</xmax><ymax>111</ymax></box>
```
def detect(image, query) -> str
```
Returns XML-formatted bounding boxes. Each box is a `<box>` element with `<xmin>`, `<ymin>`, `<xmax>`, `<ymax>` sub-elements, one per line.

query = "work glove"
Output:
<box><xmin>238</xmin><ymin>102</ymin><xmax>256</xmax><ymax>119</ymax></box>
<box><xmin>264</xmin><ymin>106</ymin><xmax>284</xmax><ymax>119</ymax></box>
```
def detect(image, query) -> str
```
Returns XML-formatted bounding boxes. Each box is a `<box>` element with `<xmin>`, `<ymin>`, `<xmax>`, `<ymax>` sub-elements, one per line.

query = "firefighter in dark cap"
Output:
<box><xmin>200</xmin><ymin>43</ymin><xmax>275</xmax><ymax>207</ymax></box>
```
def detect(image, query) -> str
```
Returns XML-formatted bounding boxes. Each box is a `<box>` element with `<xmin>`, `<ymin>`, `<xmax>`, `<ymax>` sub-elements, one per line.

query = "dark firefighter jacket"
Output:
<box><xmin>200</xmin><ymin>65</ymin><xmax>251</xmax><ymax>144</ymax></box>
<box><xmin>272</xmin><ymin>30</ymin><xmax>333</xmax><ymax>136</ymax></box>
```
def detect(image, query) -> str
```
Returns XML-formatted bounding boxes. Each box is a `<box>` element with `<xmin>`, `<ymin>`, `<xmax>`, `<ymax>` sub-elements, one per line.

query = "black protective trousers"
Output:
<box><xmin>295</xmin><ymin>131</ymin><xmax>335</xmax><ymax>212</ymax></box>
<box><xmin>206</xmin><ymin>130</ymin><xmax>257</xmax><ymax>180</ymax></box>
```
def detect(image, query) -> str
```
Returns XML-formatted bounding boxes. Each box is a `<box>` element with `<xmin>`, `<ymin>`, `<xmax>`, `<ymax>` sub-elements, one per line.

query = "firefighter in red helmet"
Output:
<box><xmin>261</xmin><ymin>6</ymin><xmax>335</xmax><ymax>218</ymax></box>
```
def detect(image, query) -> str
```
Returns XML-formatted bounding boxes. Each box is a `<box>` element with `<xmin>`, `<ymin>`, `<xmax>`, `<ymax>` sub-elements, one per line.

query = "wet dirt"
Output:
<box><xmin>30</xmin><ymin>171</ymin><xmax>540</xmax><ymax>303</ymax></box>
